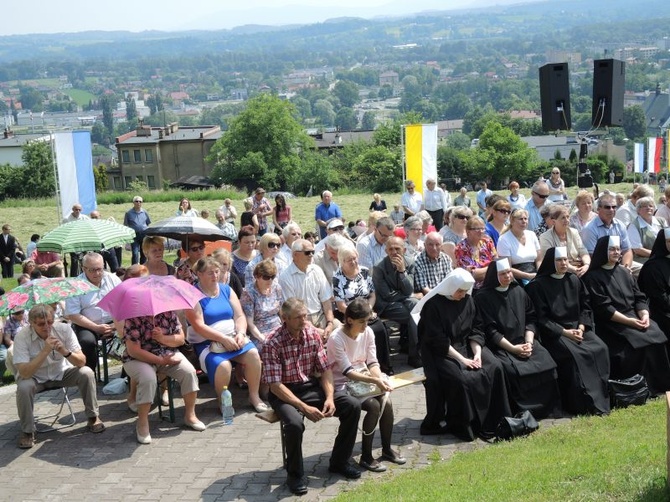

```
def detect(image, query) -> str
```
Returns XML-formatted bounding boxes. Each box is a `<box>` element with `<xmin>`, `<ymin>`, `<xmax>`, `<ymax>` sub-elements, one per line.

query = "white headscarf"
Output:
<box><xmin>410</xmin><ymin>268</ymin><xmax>476</xmax><ymax>324</ymax></box>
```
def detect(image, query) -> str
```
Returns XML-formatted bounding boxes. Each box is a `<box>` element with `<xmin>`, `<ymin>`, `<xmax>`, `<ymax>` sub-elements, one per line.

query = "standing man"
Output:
<box><xmin>476</xmin><ymin>182</ymin><xmax>493</xmax><ymax>218</ymax></box>
<box><xmin>13</xmin><ymin>304</ymin><xmax>105</xmax><ymax>449</ymax></box>
<box><xmin>315</xmin><ymin>190</ymin><xmax>343</xmax><ymax>240</ymax></box>
<box><xmin>89</xmin><ymin>210</ymin><xmax>120</xmax><ymax>272</ymax></box>
<box><xmin>64</xmin><ymin>252</ymin><xmax>121</xmax><ymax>372</ymax></box>
<box><xmin>424</xmin><ymin>178</ymin><xmax>449</xmax><ymax>231</ymax></box>
<box><xmin>0</xmin><ymin>224</ymin><xmax>18</xmax><ymax>279</ymax></box>
<box><xmin>123</xmin><ymin>195</ymin><xmax>151</xmax><ymax>265</ymax></box>
<box><xmin>219</xmin><ymin>198</ymin><xmax>238</xmax><ymax>226</ymax></box>
<box><xmin>401</xmin><ymin>180</ymin><xmax>423</xmax><ymax>220</ymax></box>
<box><xmin>454</xmin><ymin>187</ymin><xmax>471</xmax><ymax>208</ymax></box>
<box><xmin>525</xmin><ymin>180</ymin><xmax>550</xmax><ymax>232</ymax></box>
<box><xmin>261</xmin><ymin>298</ymin><xmax>361</xmax><ymax>495</ymax></box>
<box><xmin>252</xmin><ymin>188</ymin><xmax>273</xmax><ymax>236</ymax></box>
<box><xmin>62</xmin><ymin>203</ymin><xmax>90</xmax><ymax>276</ymax></box>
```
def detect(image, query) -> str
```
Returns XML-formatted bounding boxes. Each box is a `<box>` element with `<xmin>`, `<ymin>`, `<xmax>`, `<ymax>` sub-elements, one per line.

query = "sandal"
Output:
<box><xmin>87</xmin><ymin>418</ymin><xmax>106</xmax><ymax>434</ymax></box>
<box><xmin>18</xmin><ymin>432</ymin><xmax>34</xmax><ymax>449</ymax></box>
<box><xmin>359</xmin><ymin>458</ymin><xmax>387</xmax><ymax>472</ymax></box>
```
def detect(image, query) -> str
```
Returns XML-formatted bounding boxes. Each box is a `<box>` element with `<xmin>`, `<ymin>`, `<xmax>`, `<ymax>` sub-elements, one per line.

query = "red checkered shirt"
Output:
<box><xmin>261</xmin><ymin>323</ymin><xmax>330</xmax><ymax>385</ymax></box>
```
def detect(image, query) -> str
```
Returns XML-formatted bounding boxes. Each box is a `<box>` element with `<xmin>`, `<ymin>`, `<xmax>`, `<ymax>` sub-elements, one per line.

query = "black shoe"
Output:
<box><xmin>329</xmin><ymin>463</ymin><xmax>362</xmax><ymax>479</ymax></box>
<box><xmin>359</xmin><ymin>458</ymin><xmax>387</xmax><ymax>472</ymax></box>
<box><xmin>407</xmin><ymin>356</ymin><xmax>423</xmax><ymax>368</ymax></box>
<box><xmin>446</xmin><ymin>424</ymin><xmax>475</xmax><ymax>442</ymax></box>
<box><xmin>381</xmin><ymin>449</ymin><xmax>407</xmax><ymax>465</ymax></box>
<box><xmin>287</xmin><ymin>476</ymin><xmax>308</xmax><ymax>495</ymax></box>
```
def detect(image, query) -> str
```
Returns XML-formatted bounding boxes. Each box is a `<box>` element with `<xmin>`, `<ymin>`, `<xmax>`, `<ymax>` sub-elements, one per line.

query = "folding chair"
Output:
<box><xmin>34</xmin><ymin>387</ymin><xmax>77</xmax><ymax>432</ymax></box>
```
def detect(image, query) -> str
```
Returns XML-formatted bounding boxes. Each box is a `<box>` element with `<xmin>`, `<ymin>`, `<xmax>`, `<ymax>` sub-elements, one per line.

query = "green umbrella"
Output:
<box><xmin>37</xmin><ymin>219</ymin><xmax>136</xmax><ymax>254</ymax></box>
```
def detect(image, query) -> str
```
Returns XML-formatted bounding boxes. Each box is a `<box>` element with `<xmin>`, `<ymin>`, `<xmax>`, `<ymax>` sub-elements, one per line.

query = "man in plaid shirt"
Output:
<box><xmin>261</xmin><ymin>298</ymin><xmax>361</xmax><ymax>495</ymax></box>
<box><xmin>413</xmin><ymin>232</ymin><xmax>453</xmax><ymax>295</ymax></box>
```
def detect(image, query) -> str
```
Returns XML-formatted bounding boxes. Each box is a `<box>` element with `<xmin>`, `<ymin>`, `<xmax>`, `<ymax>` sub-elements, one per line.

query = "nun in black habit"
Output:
<box><xmin>638</xmin><ymin>228</ymin><xmax>670</xmax><ymax>339</ymax></box>
<box><xmin>415</xmin><ymin>268</ymin><xmax>511</xmax><ymax>441</ymax></box>
<box><xmin>526</xmin><ymin>246</ymin><xmax>610</xmax><ymax>415</ymax></box>
<box><xmin>474</xmin><ymin>258</ymin><xmax>561</xmax><ymax>419</ymax></box>
<box><xmin>583</xmin><ymin>235</ymin><xmax>670</xmax><ymax>395</ymax></box>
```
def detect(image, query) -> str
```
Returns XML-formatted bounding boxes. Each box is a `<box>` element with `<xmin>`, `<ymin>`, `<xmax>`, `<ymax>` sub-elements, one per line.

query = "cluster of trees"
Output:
<box><xmin>207</xmin><ymin>94</ymin><xmax>627</xmax><ymax>196</ymax></box>
<box><xmin>0</xmin><ymin>142</ymin><xmax>55</xmax><ymax>200</ymax></box>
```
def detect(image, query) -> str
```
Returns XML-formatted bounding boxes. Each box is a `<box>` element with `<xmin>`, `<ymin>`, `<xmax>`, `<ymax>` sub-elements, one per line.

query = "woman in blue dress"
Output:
<box><xmin>185</xmin><ymin>257</ymin><xmax>268</xmax><ymax>413</ymax></box>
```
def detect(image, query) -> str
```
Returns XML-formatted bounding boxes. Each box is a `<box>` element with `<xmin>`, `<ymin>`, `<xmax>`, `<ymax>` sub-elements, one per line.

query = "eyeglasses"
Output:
<box><xmin>533</xmin><ymin>192</ymin><xmax>549</xmax><ymax>199</ymax></box>
<box><xmin>300</xmin><ymin>250</ymin><xmax>315</xmax><ymax>256</ymax></box>
<box><xmin>454</xmin><ymin>214</ymin><xmax>469</xmax><ymax>220</ymax></box>
<box><xmin>496</xmin><ymin>209</ymin><xmax>511</xmax><ymax>215</ymax></box>
<box><xmin>330</xmin><ymin>226</ymin><xmax>345</xmax><ymax>231</ymax></box>
<box><xmin>600</xmin><ymin>205</ymin><xmax>617</xmax><ymax>210</ymax></box>
<box><xmin>259</xmin><ymin>275</ymin><xmax>276</xmax><ymax>281</ymax></box>
<box><xmin>409</xmin><ymin>227</ymin><xmax>422</xmax><ymax>232</ymax></box>
<box><xmin>84</xmin><ymin>267</ymin><xmax>104</xmax><ymax>274</ymax></box>
<box><xmin>468</xmin><ymin>228</ymin><xmax>485</xmax><ymax>232</ymax></box>
<box><xmin>189</xmin><ymin>245</ymin><xmax>205</xmax><ymax>252</ymax></box>
<box><xmin>72</xmin><ymin>208</ymin><xmax>81</xmax><ymax>212</ymax></box>
<box><xmin>267</xmin><ymin>242</ymin><xmax>281</xmax><ymax>249</ymax></box>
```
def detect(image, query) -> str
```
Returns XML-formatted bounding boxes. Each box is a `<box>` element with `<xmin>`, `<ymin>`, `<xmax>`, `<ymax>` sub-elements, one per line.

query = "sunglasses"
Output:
<box><xmin>496</xmin><ymin>209</ymin><xmax>511</xmax><ymax>215</ymax></box>
<box><xmin>260</xmin><ymin>274</ymin><xmax>276</xmax><ymax>281</ymax></box>
<box><xmin>533</xmin><ymin>192</ymin><xmax>549</xmax><ymax>199</ymax></box>
<box><xmin>301</xmin><ymin>250</ymin><xmax>315</xmax><ymax>256</ymax></box>
<box><xmin>189</xmin><ymin>245</ymin><xmax>205</xmax><ymax>252</ymax></box>
<box><xmin>454</xmin><ymin>214</ymin><xmax>469</xmax><ymax>220</ymax></box>
<box><xmin>267</xmin><ymin>242</ymin><xmax>281</xmax><ymax>249</ymax></box>
<box><xmin>601</xmin><ymin>205</ymin><xmax>617</xmax><ymax>210</ymax></box>
<box><xmin>330</xmin><ymin>226</ymin><xmax>345</xmax><ymax>231</ymax></box>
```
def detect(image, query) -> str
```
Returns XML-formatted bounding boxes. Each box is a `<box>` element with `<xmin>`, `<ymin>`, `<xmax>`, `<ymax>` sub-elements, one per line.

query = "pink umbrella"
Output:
<box><xmin>97</xmin><ymin>275</ymin><xmax>205</xmax><ymax>321</ymax></box>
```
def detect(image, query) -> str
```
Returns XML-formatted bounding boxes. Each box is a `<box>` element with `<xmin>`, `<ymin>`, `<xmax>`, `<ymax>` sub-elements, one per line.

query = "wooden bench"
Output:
<box><xmin>256</xmin><ymin>368</ymin><xmax>426</xmax><ymax>467</ymax></box>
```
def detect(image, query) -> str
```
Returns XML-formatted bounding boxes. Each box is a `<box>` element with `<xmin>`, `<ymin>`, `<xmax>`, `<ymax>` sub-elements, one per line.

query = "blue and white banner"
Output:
<box><xmin>633</xmin><ymin>142</ymin><xmax>645</xmax><ymax>174</ymax></box>
<box><xmin>54</xmin><ymin>131</ymin><xmax>97</xmax><ymax>219</ymax></box>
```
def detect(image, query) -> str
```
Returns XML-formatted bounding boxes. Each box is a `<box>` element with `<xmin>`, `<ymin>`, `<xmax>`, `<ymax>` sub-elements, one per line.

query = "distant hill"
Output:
<box><xmin>0</xmin><ymin>0</ymin><xmax>667</xmax><ymax>63</ymax></box>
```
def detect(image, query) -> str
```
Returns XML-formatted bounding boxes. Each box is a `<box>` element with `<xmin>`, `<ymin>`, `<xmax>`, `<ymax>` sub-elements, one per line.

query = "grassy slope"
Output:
<box><xmin>337</xmin><ymin>399</ymin><xmax>669</xmax><ymax>502</ymax></box>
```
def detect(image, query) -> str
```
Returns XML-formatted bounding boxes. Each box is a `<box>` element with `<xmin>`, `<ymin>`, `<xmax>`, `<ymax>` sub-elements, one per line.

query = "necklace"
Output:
<box><xmin>199</xmin><ymin>284</ymin><xmax>219</xmax><ymax>298</ymax></box>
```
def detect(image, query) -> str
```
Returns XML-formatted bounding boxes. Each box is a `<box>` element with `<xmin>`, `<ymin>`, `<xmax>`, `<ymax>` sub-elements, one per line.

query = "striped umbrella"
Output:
<box><xmin>37</xmin><ymin>219</ymin><xmax>136</xmax><ymax>254</ymax></box>
<box><xmin>145</xmin><ymin>215</ymin><xmax>231</xmax><ymax>241</ymax></box>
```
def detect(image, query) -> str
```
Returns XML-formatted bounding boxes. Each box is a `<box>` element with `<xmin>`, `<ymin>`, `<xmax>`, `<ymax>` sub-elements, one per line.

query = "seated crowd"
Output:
<box><xmin>2</xmin><ymin>180</ymin><xmax>670</xmax><ymax>495</ymax></box>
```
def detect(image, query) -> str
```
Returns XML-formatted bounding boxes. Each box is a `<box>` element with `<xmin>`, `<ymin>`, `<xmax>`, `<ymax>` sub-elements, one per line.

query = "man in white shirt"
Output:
<box><xmin>616</xmin><ymin>185</ymin><xmax>654</xmax><ymax>228</ymax></box>
<box><xmin>279</xmin><ymin>239</ymin><xmax>338</xmax><ymax>340</ymax></box>
<box><xmin>277</xmin><ymin>222</ymin><xmax>302</xmax><ymax>268</ymax></box>
<box><xmin>356</xmin><ymin>216</ymin><xmax>395</xmax><ymax>270</ymax></box>
<box><xmin>13</xmin><ymin>304</ymin><xmax>105</xmax><ymax>448</ymax></box>
<box><xmin>401</xmin><ymin>180</ymin><xmax>423</xmax><ymax>220</ymax></box>
<box><xmin>62</xmin><ymin>203</ymin><xmax>90</xmax><ymax>276</ymax></box>
<box><xmin>65</xmin><ymin>252</ymin><xmax>121</xmax><ymax>373</ymax></box>
<box><xmin>424</xmin><ymin>178</ymin><xmax>450</xmax><ymax>231</ymax></box>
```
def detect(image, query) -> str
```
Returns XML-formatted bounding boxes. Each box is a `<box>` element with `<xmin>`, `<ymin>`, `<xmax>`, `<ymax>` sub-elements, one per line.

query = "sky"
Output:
<box><xmin>2</xmin><ymin>0</ymin><xmax>527</xmax><ymax>36</ymax></box>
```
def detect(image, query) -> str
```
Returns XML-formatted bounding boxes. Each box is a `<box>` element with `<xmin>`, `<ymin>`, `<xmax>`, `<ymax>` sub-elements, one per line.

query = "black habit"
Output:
<box><xmin>418</xmin><ymin>293</ymin><xmax>511</xmax><ymax>438</ymax></box>
<box><xmin>638</xmin><ymin>230</ymin><xmax>670</xmax><ymax>340</ymax></box>
<box><xmin>583</xmin><ymin>236</ymin><xmax>670</xmax><ymax>395</ymax></box>
<box><xmin>474</xmin><ymin>263</ymin><xmax>561</xmax><ymax>419</ymax></box>
<box><xmin>526</xmin><ymin>248</ymin><xmax>610</xmax><ymax>415</ymax></box>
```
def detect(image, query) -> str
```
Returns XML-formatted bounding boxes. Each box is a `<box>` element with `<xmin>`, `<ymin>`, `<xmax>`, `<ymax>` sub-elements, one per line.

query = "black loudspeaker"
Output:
<box><xmin>539</xmin><ymin>63</ymin><xmax>571</xmax><ymax>132</ymax></box>
<box><xmin>578</xmin><ymin>175</ymin><xmax>593</xmax><ymax>188</ymax></box>
<box><xmin>592</xmin><ymin>59</ymin><xmax>625</xmax><ymax>128</ymax></box>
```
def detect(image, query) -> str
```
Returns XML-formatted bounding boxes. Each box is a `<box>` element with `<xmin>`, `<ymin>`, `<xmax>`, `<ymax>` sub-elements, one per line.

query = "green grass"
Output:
<box><xmin>336</xmin><ymin>399</ymin><xmax>670</xmax><ymax>502</ymax></box>
<box><xmin>63</xmin><ymin>88</ymin><xmax>97</xmax><ymax>107</ymax></box>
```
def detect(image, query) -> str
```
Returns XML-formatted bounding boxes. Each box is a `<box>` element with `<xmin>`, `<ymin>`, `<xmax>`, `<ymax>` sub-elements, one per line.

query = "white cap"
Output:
<box><xmin>608</xmin><ymin>235</ymin><xmax>621</xmax><ymax>248</ymax></box>
<box><xmin>327</xmin><ymin>219</ymin><xmax>344</xmax><ymax>230</ymax></box>
<box><xmin>664</xmin><ymin>227</ymin><xmax>670</xmax><ymax>239</ymax></box>
<box><xmin>496</xmin><ymin>258</ymin><xmax>511</xmax><ymax>272</ymax></box>
<box><xmin>554</xmin><ymin>246</ymin><xmax>568</xmax><ymax>259</ymax></box>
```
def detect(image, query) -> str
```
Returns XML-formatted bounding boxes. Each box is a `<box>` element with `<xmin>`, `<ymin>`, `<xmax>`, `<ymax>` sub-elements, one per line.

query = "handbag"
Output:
<box><xmin>344</xmin><ymin>363</ymin><xmax>386</xmax><ymax>399</ymax></box>
<box><xmin>608</xmin><ymin>374</ymin><xmax>650</xmax><ymax>409</ymax></box>
<box><xmin>496</xmin><ymin>410</ymin><xmax>539</xmax><ymax>441</ymax></box>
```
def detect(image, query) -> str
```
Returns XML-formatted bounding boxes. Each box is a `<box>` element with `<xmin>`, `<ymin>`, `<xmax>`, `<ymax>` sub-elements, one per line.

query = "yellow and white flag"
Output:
<box><xmin>404</xmin><ymin>124</ymin><xmax>438</xmax><ymax>192</ymax></box>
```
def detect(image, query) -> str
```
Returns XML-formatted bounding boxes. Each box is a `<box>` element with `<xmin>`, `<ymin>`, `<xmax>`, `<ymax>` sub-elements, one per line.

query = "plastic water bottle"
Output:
<box><xmin>221</xmin><ymin>386</ymin><xmax>234</xmax><ymax>425</ymax></box>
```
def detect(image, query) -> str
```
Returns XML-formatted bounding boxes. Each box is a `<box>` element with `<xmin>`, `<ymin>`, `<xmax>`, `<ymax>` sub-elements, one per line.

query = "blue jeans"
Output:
<box><xmin>130</xmin><ymin>237</ymin><xmax>146</xmax><ymax>265</ymax></box>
